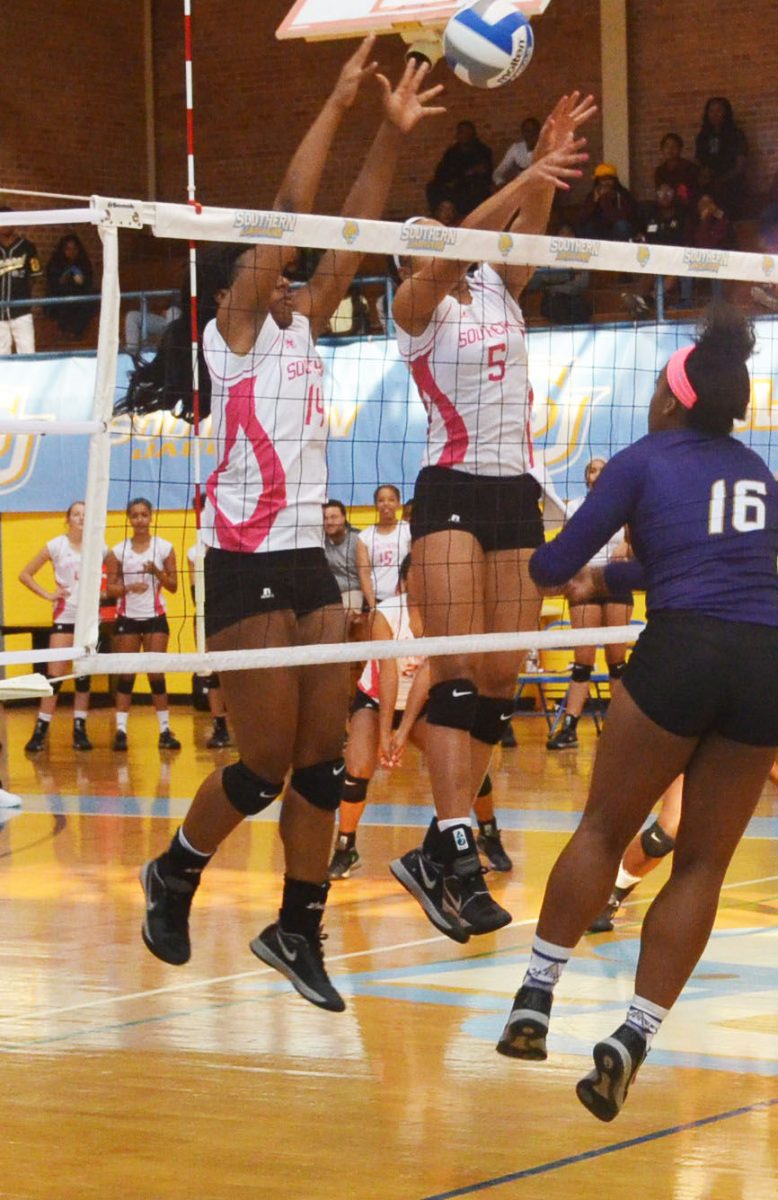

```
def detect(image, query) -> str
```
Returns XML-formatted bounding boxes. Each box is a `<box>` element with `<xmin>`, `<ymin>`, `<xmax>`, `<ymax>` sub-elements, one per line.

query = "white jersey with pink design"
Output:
<box><xmin>201</xmin><ymin>311</ymin><xmax>328</xmax><ymax>554</ymax></box>
<box><xmin>395</xmin><ymin>264</ymin><xmax>533</xmax><ymax>477</ymax></box>
<box><xmin>47</xmin><ymin>535</ymin><xmax>86</xmax><ymax>624</ymax></box>
<box><xmin>113</xmin><ymin>537</ymin><xmax>173</xmax><ymax>620</ymax></box>
<box><xmin>358</xmin><ymin>521</ymin><xmax>412</xmax><ymax>603</ymax></box>
<box><xmin>357</xmin><ymin>593</ymin><xmax>423</xmax><ymax>711</ymax></box>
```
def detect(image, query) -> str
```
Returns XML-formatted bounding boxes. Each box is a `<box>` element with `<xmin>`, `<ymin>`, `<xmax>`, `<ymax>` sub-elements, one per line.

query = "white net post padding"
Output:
<box><xmin>73</xmin><ymin>223</ymin><xmax>120</xmax><ymax>656</ymax></box>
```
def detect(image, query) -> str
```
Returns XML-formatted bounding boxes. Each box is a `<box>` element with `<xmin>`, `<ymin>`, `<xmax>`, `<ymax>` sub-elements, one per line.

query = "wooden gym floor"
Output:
<box><xmin>1</xmin><ymin>706</ymin><xmax>777</xmax><ymax>1199</ymax></box>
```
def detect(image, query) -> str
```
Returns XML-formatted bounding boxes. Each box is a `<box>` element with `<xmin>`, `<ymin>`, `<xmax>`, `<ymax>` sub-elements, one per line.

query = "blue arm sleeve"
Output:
<box><xmin>604</xmin><ymin>558</ymin><xmax>646</xmax><ymax>593</ymax></box>
<box><xmin>529</xmin><ymin>447</ymin><xmax>645</xmax><ymax>588</ymax></box>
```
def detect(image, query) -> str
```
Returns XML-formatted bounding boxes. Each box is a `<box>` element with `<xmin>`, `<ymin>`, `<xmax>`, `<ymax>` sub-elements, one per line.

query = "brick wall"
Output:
<box><xmin>3</xmin><ymin>0</ymin><xmax>777</xmax><ymax>273</ymax></box>
<box><xmin>0</xmin><ymin>0</ymin><xmax>147</xmax><ymax>269</ymax></box>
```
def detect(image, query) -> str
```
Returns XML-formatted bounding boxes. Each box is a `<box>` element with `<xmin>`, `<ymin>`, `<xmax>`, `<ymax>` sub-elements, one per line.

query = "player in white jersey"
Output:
<box><xmin>547</xmin><ymin>457</ymin><xmax>633</xmax><ymax>751</ymax></box>
<box><xmin>356</xmin><ymin>483</ymin><xmax>412</xmax><ymax>607</ymax></box>
<box><xmin>130</xmin><ymin>46</ymin><xmax>445</xmax><ymax>1012</ymax></box>
<box><xmin>20</xmin><ymin>501</ymin><xmax>100</xmax><ymax>752</ymax></box>
<box><xmin>186</xmin><ymin>540</ymin><xmax>230</xmax><ymax>749</ymax></box>
<box><xmin>104</xmin><ymin>497</ymin><xmax>180</xmax><ymax>752</ymax></box>
<box><xmin>388</xmin><ymin>94</ymin><xmax>596</xmax><ymax>944</ymax></box>
<box><xmin>328</xmin><ymin>554</ymin><xmax>425</xmax><ymax>878</ymax></box>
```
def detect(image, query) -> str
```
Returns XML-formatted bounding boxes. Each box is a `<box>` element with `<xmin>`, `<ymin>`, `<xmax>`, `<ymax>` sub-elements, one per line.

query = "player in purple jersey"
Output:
<box><xmin>133</xmin><ymin>43</ymin><xmax>445</xmax><ymax>1013</ymax></box>
<box><xmin>496</xmin><ymin>304</ymin><xmax>778</xmax><ymax>1120</ymax></box>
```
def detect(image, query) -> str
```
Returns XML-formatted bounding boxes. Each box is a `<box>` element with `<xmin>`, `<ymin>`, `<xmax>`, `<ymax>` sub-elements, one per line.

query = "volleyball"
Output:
<box><xmin>443</xmin><ymin>2</ymin><xmax>535</xmax><ymax>89</ymax></box>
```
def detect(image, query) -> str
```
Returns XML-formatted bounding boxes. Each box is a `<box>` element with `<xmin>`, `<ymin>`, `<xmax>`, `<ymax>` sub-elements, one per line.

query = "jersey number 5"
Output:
<box><xmin>708</xmin><ymin>479</ymin><xmax>767</xmax><ymax>534</ymax></box>
<box><xmin>487</xmin><ymin>342</ymin><xmax>506</xmax><ymax>382</ymax></box>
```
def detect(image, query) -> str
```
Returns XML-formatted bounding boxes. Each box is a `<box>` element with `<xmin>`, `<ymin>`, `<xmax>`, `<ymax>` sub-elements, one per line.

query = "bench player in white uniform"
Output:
<box><xmin>355</xmin><ymin>483</ymin><xmax>411</xmax><ymax>608</ymax></box>
<box><xmin>133</xmin><ymin>48</ymin><xmax>445</xmax><ymax>1012</ymax></box>
<box><xmin>20</xmin><ymin>501</ymin><xmax>103</xmax><ymax>752</ymax></box>
<box><xmin>389</xmin><ymin>94</ymin><xmax>595</xmax><ymax>944</ymax></box>
<box><xmin>328</xmin><ymin>554</ymin><xmax>425</xmax><ymax>878</ymax></box>
<box><xmin>105</xmin><ymin>497</ymin><xmax>180</xmax><ymax>751</ymax></box>
<box><xmin>547</xmin><ymin>456</ymin><xmax>633</xmax><ymax>750</ymax></box>
<box><xmin>186</xmin><ymin>539</ymin><xmax>230</xmax><ymax>748</ymax></box>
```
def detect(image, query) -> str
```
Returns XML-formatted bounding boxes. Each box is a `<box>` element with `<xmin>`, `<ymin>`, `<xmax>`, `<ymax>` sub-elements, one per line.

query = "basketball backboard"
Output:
<box><xmin>277</xmin><ymin>1</ymin><xmax>552</xmax><ymax>42</ymax></box>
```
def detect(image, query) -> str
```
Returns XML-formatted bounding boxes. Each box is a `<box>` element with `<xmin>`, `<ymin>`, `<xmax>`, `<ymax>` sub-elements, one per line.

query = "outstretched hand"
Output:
<box><xmin>331</xmin><ymin>35</ymin><xmax>380</xmax><ymax>110</ymax></box>
<box><xmin>535</xmin><ymin>91</ymin><xmax>597</xmax><ymax>159</ymax></box>
<box><xmin>376</xmin><ymin>58</ymin><xmax>446</xmax><ymax>134</ymax></box>
<box><xmin>522</xmin><ymin>134</ymin><xmax>588</xmax><ymax>192</ymax></box>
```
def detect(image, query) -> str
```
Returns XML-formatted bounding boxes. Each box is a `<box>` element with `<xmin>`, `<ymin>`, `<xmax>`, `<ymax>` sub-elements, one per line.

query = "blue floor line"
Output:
<box><xmin>418</xmin><ymin>1096</ymin><xmax>778</xmax><ymax>1199</ymax></box>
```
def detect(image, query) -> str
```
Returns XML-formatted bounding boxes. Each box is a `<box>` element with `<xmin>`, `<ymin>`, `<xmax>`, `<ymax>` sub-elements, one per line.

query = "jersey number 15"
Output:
<box><xmin>708</xmin><ymin>479</ymin><xmax>767</xmax><ymax>534</ymax></box>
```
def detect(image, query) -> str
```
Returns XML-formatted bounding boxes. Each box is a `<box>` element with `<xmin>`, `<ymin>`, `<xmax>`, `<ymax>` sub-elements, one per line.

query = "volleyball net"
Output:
<box><xmin>1</xmin><ymin>196</ymin><xmax>777</xmax><ymax>679</ymax></box>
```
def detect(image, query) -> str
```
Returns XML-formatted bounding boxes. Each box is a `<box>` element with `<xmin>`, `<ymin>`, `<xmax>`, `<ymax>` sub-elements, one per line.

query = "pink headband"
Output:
<box><xmin>666</xmin><ymin>345</ymin><xmax>698</xmax><ymax>409</ymax></box>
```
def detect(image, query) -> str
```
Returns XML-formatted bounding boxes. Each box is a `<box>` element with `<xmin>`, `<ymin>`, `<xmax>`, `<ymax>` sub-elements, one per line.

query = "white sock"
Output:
<box><xmin>625</xmin><ymin>994</ymin><xmax>668</xmax><ymax>1047</ymax></box>
<box><xmin>616</xmin><ymin>865</ymin><xmax>643</xmax><ymax>891</ymax></box>
<box><xmin>523</xmin><ymin>935</ymin><xmax>574</xmax><ymax>993</ymax></box>
<box><xmin>437</xmin><ymin>818</ymin><xmax>471</xmax><ymax>832</ymax></box>
<box><xmin>176</xmin><ymin>826</ymin><xmax>211</xmax><ymax>860</ymax></box>
<box><xmin>156</xmin><ymin>710</ymin><xmax>170</xmax><ymax>732</ymax></box>
<box><xmin>115</xmin><ymin>712</ymin><xmax>128</xmax><ymax>732</ymax></box>
<box><xmin>38</xmin><ymin>712</ymin><xmax>53</xmax><ymax>724</ymax></box>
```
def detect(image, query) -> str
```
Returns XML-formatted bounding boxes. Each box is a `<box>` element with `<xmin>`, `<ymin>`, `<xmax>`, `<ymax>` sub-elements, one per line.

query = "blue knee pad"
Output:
<box><xmin>426</xmin><ymin>679</ymin><xmax>478</xmax><ymax>732</ymax></box>
<box><xmin>291</xmin><ymin>758</ymin><xmax>346</xmax><ymax>812</ymax></box>
<box><xmin>222</xmin><ymin>761</ymin><xmax>284</xmax><ymax>816</ymax></box>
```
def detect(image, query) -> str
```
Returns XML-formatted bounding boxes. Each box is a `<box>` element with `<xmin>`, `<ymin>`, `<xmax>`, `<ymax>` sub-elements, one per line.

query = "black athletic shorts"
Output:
<box><xmin>204</xmin><ymin>547</ymin><xmax>341</xmax><ymax>638</ymax></box>
<box><xmin>410</xmin><ymin>465</ymin><xmax>544</xmax><ymax>552</ymax></box>
<box><xmin>114</xmin><ymin>615</ymin><xmax>170</xmax><ymax>636</ymax></box>
<box><xmin>51</xmin><ymin>622</ymin><xmax>75</xmax><ymax>636</ymax></box>
<box><xmin>350</xmin><ymin>686</ymin><xmax>427</xmax><ymax>729</ymax></box>
<box><xmin>623</xmin><ymin>611</ymin><xmax>778</xmax><ymax>746</ymax></box>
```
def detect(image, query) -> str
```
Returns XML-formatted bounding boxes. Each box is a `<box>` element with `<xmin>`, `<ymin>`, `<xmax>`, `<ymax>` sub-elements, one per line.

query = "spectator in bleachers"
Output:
<box><xmin>524</xmin><ymin>220</ymin><xmax>592</xmax><ymax>324</ymax></box>
<box><xmin>654</xmin><ymin>133</ymin><xmax>700</xmax><ymax>209</ymax></box>
<box><xmin>576</xmin><ymin>163</ymin><xmax>638</xmax><ymax>242</ymax></box>
<box><xmin>694</xmin><ymin>96</ymin><xmax>748</xmax><ymax>219</ymax></box>
<box><xmin>492</xmin><ymin>117</ymin><xmax>541</xmax><ymax>188</ymax></box>
<box><xmin>124</xmin><ymin>295</ymin><xmax>181</xmax><ymax>362</ymax></box>
<box><xmin>690</xmin><ymin>192</ymin><xmax>735</xmax><ymax>252</ymax></box>
<box><xmin>623</xmin><ymin>183</ymin><xmax>693</xmax><ymax>316</ymax></box>
<box><xmin>0</xmin><ymin>208</ymin><xmax>42</xmax><ymax>355</ymax></box>
<box><xmin>426</xmin><ymin>120</ymin><xmax>493</xmax><ymax>217</ymax></box>
<box><xmin>45</xmin><ymin>234</ymin><xmax>97</xmax><ymax>338</ymax></box>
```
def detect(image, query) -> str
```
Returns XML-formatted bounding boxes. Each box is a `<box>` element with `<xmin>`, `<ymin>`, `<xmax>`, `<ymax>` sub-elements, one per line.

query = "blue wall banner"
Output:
<box><xmin>1</xmin><ymin>321</ymin><xmax>776</xmax><ymax>514</ymax></box>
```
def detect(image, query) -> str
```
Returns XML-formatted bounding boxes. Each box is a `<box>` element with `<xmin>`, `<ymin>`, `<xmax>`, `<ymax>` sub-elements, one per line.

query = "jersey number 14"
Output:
<box><xmin>708</xmin><ymin>479</ymin><xmax>767</xmax><ymax>534</ymax></box>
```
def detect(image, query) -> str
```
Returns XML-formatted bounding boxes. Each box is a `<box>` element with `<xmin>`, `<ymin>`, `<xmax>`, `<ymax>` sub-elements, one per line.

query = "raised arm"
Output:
<box><xmin>296</xmin><ymin>59</ymin><xmax>445</xmax><ymax>340</ymax></box>
<box><xmin>496</xmin><ymin>92</ymin><xmax>597</xmax><ymax>299</ymax></box>
<box><xmin>217</xmin><ymin>38</ymin><xmax>379</xmax><ymax>353</ymax></box>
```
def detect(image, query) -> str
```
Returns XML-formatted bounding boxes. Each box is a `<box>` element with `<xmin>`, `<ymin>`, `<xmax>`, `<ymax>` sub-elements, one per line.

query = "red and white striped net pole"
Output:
<box><xmin>183</xmin><ymin>0</ymin><xmax>206</xmax><ymax>653</ymax></box>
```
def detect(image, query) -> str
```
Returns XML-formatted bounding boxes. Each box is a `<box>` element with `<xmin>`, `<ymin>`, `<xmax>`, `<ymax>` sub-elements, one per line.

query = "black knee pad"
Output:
<box><xmin>471</xmin><ymin>695</ymin><xmax>514</xmax><ymax>746</ymax></box>
<box><xmin>74</xmin><ymin>675</ymin><xmax>91</xmax><ymax>694</ymax></box>
<box><xmin>222</xmin><ymin>761</ymin><xmax>284</xmax><ymax>816</ymax></box>
<box><xmin>426</xmin><ymin>679</ymin><xmax>478</xmax><ymax>732</ymax></box>
<box><xmin>477</xmin><ymin>772</ymin><xmax>493</xmax><ymax>799</ymax></box>
<box><xmin>149</xmin><ymin>677</ymin><xmax>167</xmax><ymax>696</ymax></box>
<box><xmin>609</xmin><ymin>661</ymin><xmax>626</xmax><ymax>680</ymax></box>
<box><xmin>342</xmin><ymin>773</ymin><xmax>369</xmax><ymax>803</ymax></box>
<box><xmin>49</xmin><ymin>678</ymin><xmax>63</xmax><ymax>695</ymax></box>
<box><xmin>571</xmin><ymin>663</ymin><xmax>593</xmax><ymax>684</ymax></box>
<box><xmin>291</xmin><ymin>758</ymin><xmax>346</xmax><ymax>812</ymax></box>
<box><xmin>640</xmin><ymin>820</ymin><xmax>676</xmax><ymax>859</ymax></box>
<box><xmin>116</xmin><ymin>675</ymin><xmax>135</xmax><ymax>695</ymax></box>
<box><xmin>206</xmin><ymin>672</ymin><xmax>220</xmax><ymax>690</ymax></box>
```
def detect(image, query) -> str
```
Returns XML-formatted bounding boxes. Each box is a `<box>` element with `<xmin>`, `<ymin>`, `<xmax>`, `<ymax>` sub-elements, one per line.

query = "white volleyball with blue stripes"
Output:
<box><xmin>444</xmin><ymin>1</ymin><xmax>534</xmax><ymax>89</ymax></box>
